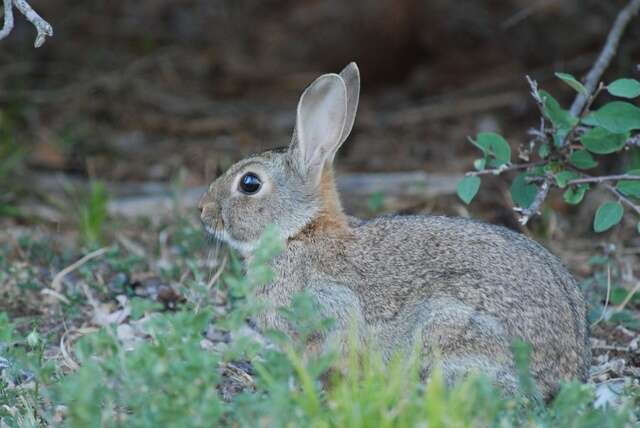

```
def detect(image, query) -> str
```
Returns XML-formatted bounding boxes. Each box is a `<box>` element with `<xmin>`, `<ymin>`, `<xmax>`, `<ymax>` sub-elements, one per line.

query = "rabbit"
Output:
<box><xmin>198</xmin><ymin>62</ymin><xmax>590</xmax><ymax>401</ymax></box>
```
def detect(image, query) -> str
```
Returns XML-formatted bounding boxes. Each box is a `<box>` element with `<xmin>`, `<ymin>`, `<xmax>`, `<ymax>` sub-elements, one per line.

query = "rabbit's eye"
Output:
<box><xmin>239</xmin><ymin>172</ymin><xmax>262</xmax><ymax>194</ymax></box>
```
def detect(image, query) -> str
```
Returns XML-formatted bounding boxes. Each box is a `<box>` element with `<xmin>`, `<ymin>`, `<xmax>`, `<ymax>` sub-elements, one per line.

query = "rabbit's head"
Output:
<box><xmin>199</xmin><ymin>63</ymin><xmax>360</xmax><ymax>253</ymax></box>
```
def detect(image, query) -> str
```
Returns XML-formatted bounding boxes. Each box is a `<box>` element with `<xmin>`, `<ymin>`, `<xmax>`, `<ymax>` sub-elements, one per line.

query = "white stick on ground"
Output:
<box><xmin>0</xmin><ymin>0</ymin><xmax>53</xmax><ymax>47</ymax></box>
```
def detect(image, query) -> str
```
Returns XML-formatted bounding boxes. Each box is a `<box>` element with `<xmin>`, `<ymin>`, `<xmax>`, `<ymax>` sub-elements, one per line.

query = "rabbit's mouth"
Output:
<box><xmin>203</xmin><ymin>219</ymin><xmax>257</xmax><ymax>255</ymax></box>
<box><xmin>202</xmin><ymin>217</ymin><xmax>225</xmax><ymax>241</ymax></box>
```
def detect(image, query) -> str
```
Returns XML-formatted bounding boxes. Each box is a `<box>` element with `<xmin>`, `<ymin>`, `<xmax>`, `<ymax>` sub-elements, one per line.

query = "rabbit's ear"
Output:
<box><xmin>337</xmin><ymin>62</ymin><xmax>360</xmax><ymax>147</ymax></box>
<box><xmin>292</xmin><ymin>73</ymin><xmax>347</xmax><ymax>183</ymax></box>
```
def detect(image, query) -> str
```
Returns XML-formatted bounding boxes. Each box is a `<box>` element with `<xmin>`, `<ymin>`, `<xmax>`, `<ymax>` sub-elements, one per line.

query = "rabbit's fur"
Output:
<box><xmin>199</xmin><ymin>63</ymin><xmax>590</xmax><ymax>400</ymax></box>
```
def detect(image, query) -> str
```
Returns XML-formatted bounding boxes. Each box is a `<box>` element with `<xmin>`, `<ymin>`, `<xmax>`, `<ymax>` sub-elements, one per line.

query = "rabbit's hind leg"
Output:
<box><xmin>422</xmin><ymin>355</ymin><xmax>519</xmax><ymax>397</ymax></box>
<box><xmin>417</xmin><ymin>297</ymin><xmax>522</xmax><ymax>396</ymax></box>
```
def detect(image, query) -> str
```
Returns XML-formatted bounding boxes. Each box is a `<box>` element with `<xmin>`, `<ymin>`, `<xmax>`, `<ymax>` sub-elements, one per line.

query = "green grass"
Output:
<box><xmin>78</xmin><ymin>181</ymin><xmax>109</xmax><ymax>247</ymax></box>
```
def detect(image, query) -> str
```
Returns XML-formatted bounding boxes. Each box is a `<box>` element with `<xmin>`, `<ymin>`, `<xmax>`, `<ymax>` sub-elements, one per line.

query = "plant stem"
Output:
<box><xmin>465</xmin><ymin>161</ymin><xmax>545</xmax><ymax>177</ymax></box>
<box><xmin>515</xmin><ymin>175</ymin><xmax>552</xmax><ymax>225</ymax></box>
<box><xmin>603</xmin><ymin>183</ymin><xmax>640</xmax><ymax>215</ymax></box>
<box><xmin>566</xmin><ymin>174</ymin><xmax>640</xmax><ymax>186</ymax></box>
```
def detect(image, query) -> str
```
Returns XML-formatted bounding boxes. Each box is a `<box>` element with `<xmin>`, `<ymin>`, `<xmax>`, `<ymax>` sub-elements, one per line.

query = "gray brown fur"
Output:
<box><xmin>199</xmin><ymin>63</ymin><xmax>590</xmax><ymax>400</ymax></box>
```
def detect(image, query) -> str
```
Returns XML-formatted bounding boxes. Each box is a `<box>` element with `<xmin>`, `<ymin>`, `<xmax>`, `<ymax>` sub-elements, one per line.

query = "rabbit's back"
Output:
<box><xmin>340</xmin><ymin>215</ymin><xmax>589</xmax><ymax>398</ymax></box>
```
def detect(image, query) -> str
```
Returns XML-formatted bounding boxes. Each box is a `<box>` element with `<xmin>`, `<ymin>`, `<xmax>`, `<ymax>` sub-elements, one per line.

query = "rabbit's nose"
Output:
<box><xmin>197</xmin><ymin>192</ymin><xmax>209</xmax><ymax>212</ymax></box>
<box><xmin>199</xmin><ymin>201</ymin><xmax>217</xmax><ymax>224</ymax></box>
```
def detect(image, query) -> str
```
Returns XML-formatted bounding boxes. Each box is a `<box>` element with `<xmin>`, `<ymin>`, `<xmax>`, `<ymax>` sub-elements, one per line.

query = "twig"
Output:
<box><xmin>49</xmin><ymin>247</ymin><xmax>109</xmax><ymax>292</ymax></box>
<box><xmin>514</xmin><ymin>175</ymin><xmax>552</xmax><ymax>225</ymax></box>
<box><xmin>591</xmin><ymin>262</ymin><xmax>612</xmax><ymax>328</ymax></box>
<box><xmin>501</xmin><ymin>0</ymin><xmax>557</xmax><ymax>29</ymax></box>
<box><xmin>465</xmin><ymin>161</ymin><xmax>545</xmax><ymax>177</ymax></box>
<box><xmin>626</xmin><ymin>134</ymin><xmax>640</xmax><ymax>147</ymax></box>
<box><xmin>615</xmin><ymin>281</ymin><xmax>640</xmax><ymax>311</ymax></box>
<box><xmin>0</xmin><ymin>0</ymin><xmax>53</xmax><ymax>47</ymax></box>
<box><xmin>59</xmin><ymin>331</ymin><xmax>80</xmax><ymax>370</ymax></box>
<box><xmin>603</xmin><ymin>183</ymin><xmax>640</xmax><ymax>216</ymax></box>
<box><xmin>207</xmin><ymin>253</ymin><xmax>228</xmax><ymax>291</ymax></box>
<box><xmin>40</xmin><ymin>288</ymin><xmax>71</xmax><ymax>305</ymax></box>
<box><xmin>525</xmin><ymin>75</ymin><xmax>543</xmax><ymax>107</ymax></box>
<box><xmin>0</xmin><ymin>0</ymin><xmax>13</xmax><ymax>41</ymax></box>
<box><xmin>563</xmin><ymin>82</ymin><xmax>605</xmax><ymax>147</ymax></box>
<box><xmin>569</xmin><ymin>0</ymin><xmax>640</xmax><ymax>116</ymax></box>
<box><xmin>566</xmin><ymin>174</ymin><xmax>640</xmax><ymax>186</ymax></box>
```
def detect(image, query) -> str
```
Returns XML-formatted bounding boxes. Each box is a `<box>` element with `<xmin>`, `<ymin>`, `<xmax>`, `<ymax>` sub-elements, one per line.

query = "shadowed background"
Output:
<box><xmin>1</xmin><ymin>0</ymin><xmax>640</xmax><ymax>232</ymax></box>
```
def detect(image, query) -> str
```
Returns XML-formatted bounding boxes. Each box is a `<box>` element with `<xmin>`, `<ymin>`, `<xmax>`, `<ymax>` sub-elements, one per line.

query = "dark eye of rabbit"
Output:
<box><xmin>239</xmin><ymin>172</ymin><xmax>262</xmax><ymax>194</ymax></box>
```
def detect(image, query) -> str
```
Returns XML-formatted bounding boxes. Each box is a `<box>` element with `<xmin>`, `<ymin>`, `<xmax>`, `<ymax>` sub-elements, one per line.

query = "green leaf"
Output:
<box><xmin>554</xmin><ymin>170</ymin><xmax>580</xmax><ymax>188</ymax></box>
<box><xmin>580</xmin><ymin>127</ymin><xmax>629</xmax><ymax>154</ymax></box>
<box><xmin>555</xmin><ymin>72</ymin><xmax>587</xmax><ymax>95</ymax></box>
<box><xmin>610</xmin><ymin>288</ymin><xmax>626</xmax><ymax>305</ymax></box>
<box><xmin>609</xmin><ymin>310</ymin><xmax>640</xmax><ymax>329</ymax></box>
<box><xmin>609</xmin><ymin>287</ymin><xmax>640</xmax><ymax>305</ymax></box>
<box><xmin>457</xmin><ymin>176</ymin><xmax>481</xmax><ymax>205</ymax></box>
<box><xmin>607</xmin><ymin>78</ymin><xmax>640</xmax><ymax>99</ymax></box>
<box><xmin>569</xmin><ymin>150</ymin><xmax>598</xmax><ymax>169</ymax></box>
<box><xmin>616</xmin><ymin>169</ymin><xmax>640</xmax><ymax>198</ymax></box>
<box><xmin>539</xmin><ymin>90</ymin><xmax>578</xmax><ymax>133</ymax></box>
<box><xmin>538</xmin><ymin>143</ymin><xmax>550</xmax><ymax>159</ymax></box>
<box><xmin>593</xmin><ymin>201</ymin><xmax>623</xmax><ymax>232</ymax></box>
<box><xmin>552</xmin><ymin>131</ymin><xmax>568</xmax><ymax>148</ymax></box>
<box><xmin>563</xmin><ymin>184</ymin><xmax>588</xmax><ymax>205</ymax></box>
<box><xmin>582</xmin><ymin>101</ymin><xmax>640</xmax><ymax>133</ymax></box>
<box><xmin>471</xmin><ymin>133</ymin><xmax>511</xmax><ymax>167</ymax></box>
<box><xmin>511</xmin><ymin>173</ymin><xmax>538</xmax><ymax>208</ymax></box>
<box><xmin>473</xmin><ymin>158</ymin><xmax>486</xmax><ymax>171</ymax></box>
<box><xmin>637</xmin><ymin>222</ymin><xmax>640</xmax><ymax>233</ymax></box>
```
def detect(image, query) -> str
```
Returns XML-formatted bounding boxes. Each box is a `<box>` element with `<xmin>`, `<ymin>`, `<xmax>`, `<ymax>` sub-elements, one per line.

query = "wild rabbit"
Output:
<box><xmin>199</xmin><ymin>62</ymin><xmax>590</xmax><ymax>400</ymax></box>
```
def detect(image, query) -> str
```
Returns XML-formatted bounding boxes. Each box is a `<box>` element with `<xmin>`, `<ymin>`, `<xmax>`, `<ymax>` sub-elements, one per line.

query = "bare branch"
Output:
<box><xmin>0</xmin><ymin>0</ymin><xmax>53</xmax><ymax>47</ymax></box>
<box><xmin>626</xmin><ymin>134</ymin><xmax>640</xmax><ymax>147</ymax></box>
<box><xmin>603</xmin><ymin>183</ymin><xmax>640</xmax><ymax>216</ymax></box>
<box><xmin>465</xmin><ymin>161</ymin><xmax>545</xmax><ymax>177</ymax></box>
<box><xmin>525</xmin><ymin>75</ymin><xmax>543</xmax><ymax>106</ymax></box>
<box><xmin>515</xmin><ymin>175</ymin><xmax>552</xmax><ymax>225</ymax></box>
<box><xmin>566</xmin><ymin>174</ymin><xmax>640</xmax><ymax>186</ymax></box>
<box><xmin>0</xmin><ymin>0</ymin><xmax>13</xmax><ymax>40</ymax></box>
<box><xmin>569</xmin><ymin>0</ymin><xmax>640</xmax><ymax>116</ymax></box>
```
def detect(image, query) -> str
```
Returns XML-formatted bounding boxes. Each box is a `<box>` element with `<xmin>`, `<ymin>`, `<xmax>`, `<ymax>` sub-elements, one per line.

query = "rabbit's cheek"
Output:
<box><xmin>224</xmin><ymin>200</ymin><xmax>255</xmax><ymax>242</ymax></box>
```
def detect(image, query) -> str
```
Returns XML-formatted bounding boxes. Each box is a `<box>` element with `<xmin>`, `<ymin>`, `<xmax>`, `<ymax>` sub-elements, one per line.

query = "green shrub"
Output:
<box><xmin>457</xmin><ymin>74</ymin><xmax>640</xmax><ymax>233</ymax></box>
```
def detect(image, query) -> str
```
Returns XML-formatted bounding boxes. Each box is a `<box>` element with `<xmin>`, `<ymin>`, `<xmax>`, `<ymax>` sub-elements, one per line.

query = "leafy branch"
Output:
<box><xmin>457</xmin><ymin>0</ymin><xmax>640</xmax><ymax>234</ymax></box>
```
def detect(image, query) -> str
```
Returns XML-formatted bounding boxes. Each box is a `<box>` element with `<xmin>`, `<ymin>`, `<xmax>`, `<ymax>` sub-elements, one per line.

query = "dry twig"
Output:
<box><xmin>465</xmin><ymin>161</ymin><xmax>545</xmax><ymax>177</ymax></box>
<box><xmin>0</xmin><ymin>0</ymin><xmax>53</xmax><ymax>47</ymax></box>
<box><xmin>615</xmin><ymin>281</ymin><xmax>640</xmax><ymax>311</ymax></box>
<box><xmin>49</xmin><ymin>247</ymin><xmax>109</xmax><ymax>292</ymax></box>
<box><xmin>603</xmin><ymin>183</ymin><xmax>640</xmax><ymax>216</ymax></box>
<box><xmin>515</xmin><ymin>175</ymin><xmax>552</xmax><ymax>225</ymax></box>
<box><xmin>569</xmin><ymin>0</ymin><xmax>640</xmax><ymax>116</ymax></box>
<box><xmin>566</xmin><ymin>174</ymin><xmax>640</xmax><ymax>186</ymax></box>
<box><xmin>591</xmin><ymin>263</ymin><xmax>612</xmax><ymax>328</ymax></box>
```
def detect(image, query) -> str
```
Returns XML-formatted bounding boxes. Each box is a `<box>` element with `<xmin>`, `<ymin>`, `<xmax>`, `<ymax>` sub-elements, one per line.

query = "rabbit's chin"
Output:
<box><xmin>204</xmin><ymin>224</ymin><xmax>257</xmax><ymax>255</ymax></box>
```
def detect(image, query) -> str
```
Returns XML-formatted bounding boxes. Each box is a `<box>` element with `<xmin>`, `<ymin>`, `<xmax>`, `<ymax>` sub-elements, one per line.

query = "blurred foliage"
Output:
<box><xmin>78</xmin><ymin>181</ymin><xmax>109</xmax><ymax>246</ymax></box>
